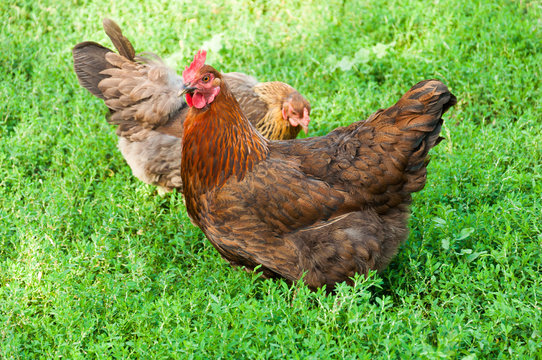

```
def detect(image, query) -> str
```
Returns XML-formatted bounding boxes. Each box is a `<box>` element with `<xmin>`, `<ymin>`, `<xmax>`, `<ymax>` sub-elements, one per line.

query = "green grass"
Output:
<box><xmin>1</xmin><ymin>0</ymin><xmax>541</xmax><ymax>358</ymax></box>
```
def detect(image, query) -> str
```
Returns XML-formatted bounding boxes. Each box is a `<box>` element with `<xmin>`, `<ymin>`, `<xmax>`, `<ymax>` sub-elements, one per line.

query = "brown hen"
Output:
<box><xmin>72</xmin><ymin>19</ymin><xmax>310</xmax><ymax>192</ymax></box>
<box><xmin>180</xmin><ymin>51</ymin><xmax>456</xmax><ymax>291</ymax></box>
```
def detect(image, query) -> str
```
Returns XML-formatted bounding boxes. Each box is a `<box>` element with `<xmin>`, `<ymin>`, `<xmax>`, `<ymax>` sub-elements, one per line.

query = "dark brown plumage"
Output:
<box><xmin>72</xmin><ymin>19</ymin><xmax>311</xmax><ymax>192</ymax></box>
<box><xmin>181</xmin><ymin>57</ymin><xmax>456</xmax><ymax>291</ymax></box>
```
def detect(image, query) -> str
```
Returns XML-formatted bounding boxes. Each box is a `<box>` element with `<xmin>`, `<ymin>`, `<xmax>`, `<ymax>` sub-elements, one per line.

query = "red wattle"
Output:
<box><xmin>192</xmin><ymin>92</ymin><xmax>207</xmax><ymax>109</ymax></box>
<box><xmin>185</xmin><ymin>93</ymin><xmax>193</xmax><ymax>107</ymax></box>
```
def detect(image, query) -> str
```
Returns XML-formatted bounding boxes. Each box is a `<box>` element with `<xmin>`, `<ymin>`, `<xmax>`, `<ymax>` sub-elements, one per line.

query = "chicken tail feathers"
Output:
<box><xmin>102</xmin><ymin>18</ymin><xmax>136</xmax><ymax>61</ymax></box>
<box><xmin>72</xmin><ymin>19</ymin><xmax>137</xmax><ymax>100</ymax></box>
<box><xmin>397</xmin><ymin>80</ymin><xmax>455</xmax><ymax>147</ymax></box>
<box><xmin>372</xmin><ymin>79</ymin><xmax>455</xmax><ymax>152</ymax></box>
<box><xmin>362</xmin><ymin>80</ymin><xmax>456</xmax><ymax>195</ymax></box>
<box><xmin>396</xmin><ymin>79</ymin><xmax>455</xmax><ymax>168</ymax></box>
<box><xmin>72</xmin><ymin>42</ymin><xmax>113</xmax><ymax>99</ymax></box>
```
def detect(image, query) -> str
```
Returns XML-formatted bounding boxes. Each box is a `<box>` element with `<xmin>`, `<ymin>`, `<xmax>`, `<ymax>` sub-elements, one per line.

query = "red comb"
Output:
<box><xmin>182</xmin><ymin>49</ymin><xmax>207</xmax><ymax>84</ymax></box>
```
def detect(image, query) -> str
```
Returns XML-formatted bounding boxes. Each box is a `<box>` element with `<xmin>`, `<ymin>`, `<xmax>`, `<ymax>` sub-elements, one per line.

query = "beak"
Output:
<box><xmin>179</xmin><ymin>84</ymin><xmax>197</xmax><ymax>96</ymax></box>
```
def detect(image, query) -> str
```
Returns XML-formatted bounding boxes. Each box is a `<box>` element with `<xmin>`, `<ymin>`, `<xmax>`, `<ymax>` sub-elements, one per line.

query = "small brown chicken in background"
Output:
<box><xmin>180</xmin><ymin>51</ymin><xmax>456</xmax><ymax>291</ymax></box>
<box><xmin>72</xmin><ymin>19</ymin><xmax>310</xmax><ymax>192</ymax></box>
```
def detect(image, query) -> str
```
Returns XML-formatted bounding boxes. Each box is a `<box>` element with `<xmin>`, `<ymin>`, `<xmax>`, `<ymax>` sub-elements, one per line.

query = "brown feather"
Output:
<box><xmin>102</xmin><ymin>18</ymin><xmax>135</xmax><ymax>60</ymax></box>
<box><xmin>72</xmin><ymin>42</ymin><xmax>113</xmax><ymax>99</ymax></box>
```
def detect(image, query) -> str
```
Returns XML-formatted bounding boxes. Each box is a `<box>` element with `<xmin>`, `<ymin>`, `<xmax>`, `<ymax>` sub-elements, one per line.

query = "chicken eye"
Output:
<box><xmin>201</xmin><ymin>75</ymin><xmax>210</xmax><ymax>83</ymax></box>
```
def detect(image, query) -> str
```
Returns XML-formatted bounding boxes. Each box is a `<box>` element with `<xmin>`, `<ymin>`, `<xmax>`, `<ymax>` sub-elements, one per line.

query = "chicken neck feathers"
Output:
<box><xmin>181</xmin><ymin>83</ymin><xmax>269</xmax><ymax>223</ymax></box>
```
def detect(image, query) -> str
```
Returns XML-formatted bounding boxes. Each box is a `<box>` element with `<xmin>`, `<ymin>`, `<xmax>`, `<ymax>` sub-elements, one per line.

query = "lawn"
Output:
<box><xmin>1</xmin><ymin>0</ymin><xmax>541</xmax><ymax>358</ymax></box>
